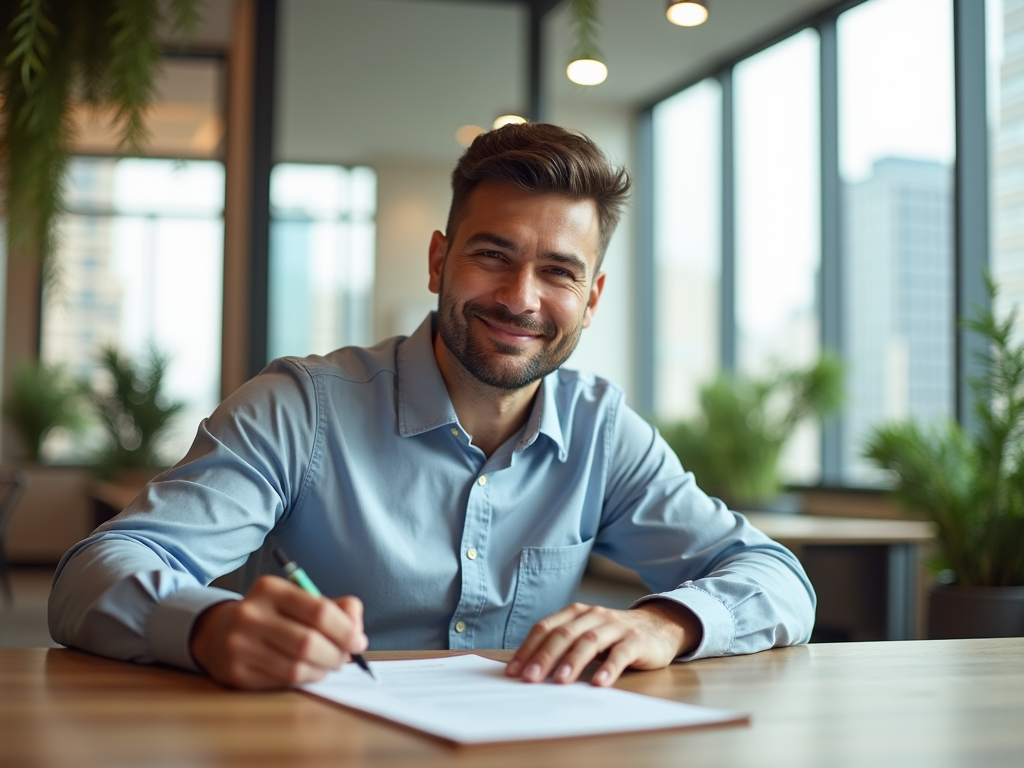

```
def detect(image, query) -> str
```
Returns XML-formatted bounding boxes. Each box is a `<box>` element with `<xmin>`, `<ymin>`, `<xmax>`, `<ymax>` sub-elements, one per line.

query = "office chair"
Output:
<box><xmin>0</xmin><ymin>469</ymin><xmax>29</xmax><ymax>607</ymax></box>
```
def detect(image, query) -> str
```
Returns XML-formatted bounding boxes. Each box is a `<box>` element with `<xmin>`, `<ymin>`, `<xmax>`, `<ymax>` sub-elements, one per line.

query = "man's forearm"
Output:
<box><xmin>48</xmin><ymin>536</ymin><xmax>240</xmax><ymax>670</ymax></box>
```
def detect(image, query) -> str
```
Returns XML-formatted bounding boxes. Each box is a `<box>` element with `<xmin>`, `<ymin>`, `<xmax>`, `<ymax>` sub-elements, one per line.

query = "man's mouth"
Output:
<box><xmin>475</xmin><ymin>315</ymin><xmax>543</xmax><ymax>343</ymax></box>
<box><xmin>464</xmin><ymin>302</ymin><xmax>554</xmax><ymax>344</ymax></box>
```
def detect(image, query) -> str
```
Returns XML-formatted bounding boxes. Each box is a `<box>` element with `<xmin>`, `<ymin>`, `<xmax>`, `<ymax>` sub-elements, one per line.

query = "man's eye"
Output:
<box><xmin>481</xmin><ymin>250</ymin><xmax>503</xmax><ymax>259</ymax></box>
<box><xmin>548</xmin><ymin>267</ymin><xmax>574</xmax><ymax>279</ymax></box>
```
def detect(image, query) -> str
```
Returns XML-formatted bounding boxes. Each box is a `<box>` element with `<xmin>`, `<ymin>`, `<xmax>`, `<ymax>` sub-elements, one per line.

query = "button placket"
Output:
<box><xmin>451</xmin><ymin>465</ymin><xmax>492</xmax><ymax>649</ymax></box>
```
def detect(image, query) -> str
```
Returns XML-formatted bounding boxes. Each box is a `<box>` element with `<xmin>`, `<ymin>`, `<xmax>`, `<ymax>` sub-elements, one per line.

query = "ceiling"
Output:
<box><xmin>198</xmin><ymin>0</ymin><xmax>845</xmax><ymax>165</ymax></box>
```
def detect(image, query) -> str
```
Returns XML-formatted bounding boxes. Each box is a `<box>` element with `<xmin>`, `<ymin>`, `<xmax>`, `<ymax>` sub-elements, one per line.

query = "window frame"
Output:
<box><xmin>637</xmin><ymin>0</ymin><xmax>988</xmax><ymax>491</ymax></box>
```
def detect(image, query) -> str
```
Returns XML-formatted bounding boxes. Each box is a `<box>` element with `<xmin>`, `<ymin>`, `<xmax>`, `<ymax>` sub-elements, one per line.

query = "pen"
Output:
<box><xmin>272</xmin><ymin>546</ymin><xmax>381</xmax><ymax>684</ymax></box>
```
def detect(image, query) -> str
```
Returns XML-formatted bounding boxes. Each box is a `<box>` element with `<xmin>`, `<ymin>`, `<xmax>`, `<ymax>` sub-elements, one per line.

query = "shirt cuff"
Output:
<box><xmin>631</xmin><ymin>582</ymin><xmax>735</xmax><ymax>661</ymax></box>
<box><xmin>146</xmin><ymin>586</ymin><xmax>242</xmax><ymax>672</ymax></box>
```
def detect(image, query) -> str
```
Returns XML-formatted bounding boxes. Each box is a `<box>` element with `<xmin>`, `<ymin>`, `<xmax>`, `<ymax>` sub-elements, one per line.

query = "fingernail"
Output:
<box><xmin>594</xmin><ymin>669</ymin><xmax>609</xmax><ymax>685</ymax></box>
<box><xmin>507</xmin><ymin>659</ymin><xmax>522</xmax><ymax>675</ymax></box>
<box><xmin>524</xmin><ymin>663</ymin><xmax>542</xmax><ymax>680</ymax></box>
<box><xmin>556</xmin><ymin>664</ymin><xmax>572</xmax><ymax>681</ymax></box>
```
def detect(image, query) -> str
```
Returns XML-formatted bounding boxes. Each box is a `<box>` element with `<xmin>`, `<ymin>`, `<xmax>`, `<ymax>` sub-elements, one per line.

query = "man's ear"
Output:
<box><xmin>581</xmin><ymin>271</ymin><xmax>606</xmax><ymax>329</ymax></box>
<box><xmin>428</xmin><ymin>230</ymin><xmax>447</xmax><ymax>295</ymax></box>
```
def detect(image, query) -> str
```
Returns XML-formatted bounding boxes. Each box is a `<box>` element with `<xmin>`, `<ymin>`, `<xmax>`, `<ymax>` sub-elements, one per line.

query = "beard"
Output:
<box><xmin>436</xmin><ymin>281</ymin><xmax>586</xmax><ymax>392</ymax></box>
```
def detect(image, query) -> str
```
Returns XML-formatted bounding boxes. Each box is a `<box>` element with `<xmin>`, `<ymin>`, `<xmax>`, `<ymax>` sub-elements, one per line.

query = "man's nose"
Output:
<box><xmin>495</xmin><ymin>267</ymin><xmax>541</xmax><ymax>316</ymax></box>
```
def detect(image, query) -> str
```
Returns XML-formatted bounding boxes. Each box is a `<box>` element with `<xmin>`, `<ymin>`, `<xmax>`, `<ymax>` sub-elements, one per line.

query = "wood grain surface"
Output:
<box><xmin>1</xmin><ymin>639</ymin><xmax>1021</xmax><ymax>768</ymax></box>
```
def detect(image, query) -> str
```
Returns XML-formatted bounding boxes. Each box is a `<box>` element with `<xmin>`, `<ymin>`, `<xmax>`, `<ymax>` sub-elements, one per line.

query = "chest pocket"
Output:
<box><xmin>502</xmin><ymin>539</ymin><xmax>594</xmax><ymax>649</ymax></box>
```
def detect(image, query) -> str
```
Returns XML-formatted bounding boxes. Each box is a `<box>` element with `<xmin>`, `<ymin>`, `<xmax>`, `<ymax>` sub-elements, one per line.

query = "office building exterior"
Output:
<box><xmin>844</xmin><ymin>158</ymin><xmax>953</xmax><ymax>483</ymax></box>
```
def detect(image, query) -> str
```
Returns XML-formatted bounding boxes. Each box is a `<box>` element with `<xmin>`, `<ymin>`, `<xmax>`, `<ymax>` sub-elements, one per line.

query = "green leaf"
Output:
<box><xmin>92</xmin><ymin>346</ymin><xmax>185</xmax><ymax>469</ymax></box>
<box><xmin>2</xmin><ymin>361</ymin><xmax>89</xmax><ymax>462</ymax></box>
<box><xmin>1</xmin><ymin>0</ymin><xmax>203</xmax><ymax>264</ymax></box>
<box><xmin>661</xmin><ymin>355</ymin><xmax>844</xmax><ymax>505</ymax></box>
<box><xmin>863</xmin><ymin>278</ymin><xmax>1024</xmax><ymax>586</ymax></box>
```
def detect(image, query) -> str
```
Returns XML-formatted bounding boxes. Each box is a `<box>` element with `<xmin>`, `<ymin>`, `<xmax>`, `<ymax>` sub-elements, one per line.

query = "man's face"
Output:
<box><xmin>428</xmin><ymin>180</ymin><xmax>606</xmax><ymax>391</ymax></box>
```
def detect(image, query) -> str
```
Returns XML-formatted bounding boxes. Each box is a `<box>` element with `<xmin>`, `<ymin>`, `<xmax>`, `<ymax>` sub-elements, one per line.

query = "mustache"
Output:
<box><xmin>463</xmin><ymin>302</ymin><xmax>556</xmax><ymax>338</ymax></box>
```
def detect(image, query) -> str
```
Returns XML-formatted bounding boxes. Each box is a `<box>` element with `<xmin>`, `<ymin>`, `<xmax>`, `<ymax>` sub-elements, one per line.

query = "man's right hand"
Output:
<box><xmin>189</xmin><ymin>575</ymin><xmax>368</xmax><ymax>689</ymax></box>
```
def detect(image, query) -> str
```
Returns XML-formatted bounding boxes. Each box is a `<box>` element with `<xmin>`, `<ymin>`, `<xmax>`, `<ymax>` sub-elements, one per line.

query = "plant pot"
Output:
<box><xmin>928</xmin><ymin>585</ymin><xmax>1024</xmax><ymax>639</ymax></box>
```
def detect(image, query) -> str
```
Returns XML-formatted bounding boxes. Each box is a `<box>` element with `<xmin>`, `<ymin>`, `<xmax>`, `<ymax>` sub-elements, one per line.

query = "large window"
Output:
<box><xmin>734</xmin><ymin>29</ymin><xmax>821</xmax><ymax>484</ymax></box>
<box><xmin>41</xmin><ymin>158</ymin><xmax>225</xmax><ymax>464</ymax></box>
<box><xmin>647</xmin><ymin>0</ymin><xmax>963</xmax><ymax>490</ymax></box>
<box><xmin>35</xmin><ymin>54</ymin><xmax>227</xmax><ymax>466</ymax></box>
<box><xmin>990</xmin><ymin>0</ymin><xmax>1024</xmax><ymax>344</ymax></box>
<box><xmin>839</xmin><ymin>0</ymin><xmax>955</xmax><ymax>484</ymax></box>
<box><xmin>652</xmin><ymin>79</ymin><xmax>721</xmax><ymax>421</ymax></box>
<box><xmin>268</xmin><ymin>164</ymin><xmax>377</xmax><ymax>360</ymax></box>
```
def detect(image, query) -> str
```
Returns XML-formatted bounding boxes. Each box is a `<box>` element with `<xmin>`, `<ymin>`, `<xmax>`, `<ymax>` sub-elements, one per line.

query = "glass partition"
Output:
<box><xmin>268</xmin><ymin>164</ymin><xmax>376</xmax><ymax>360</ymax></box>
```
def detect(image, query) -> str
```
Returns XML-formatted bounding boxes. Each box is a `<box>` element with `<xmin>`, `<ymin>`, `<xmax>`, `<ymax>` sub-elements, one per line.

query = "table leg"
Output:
<box><xmin>886</xmin><ymin>544</ymin><xmax>917</xmax><ymax>640</ymax></box>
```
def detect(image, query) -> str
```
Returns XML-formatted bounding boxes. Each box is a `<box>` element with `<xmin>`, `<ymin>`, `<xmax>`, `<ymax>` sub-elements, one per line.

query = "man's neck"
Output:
<box><xmin>432</xmin><ymin>333</ymin><xmax>540</xmax><ymax>458</ymax></box>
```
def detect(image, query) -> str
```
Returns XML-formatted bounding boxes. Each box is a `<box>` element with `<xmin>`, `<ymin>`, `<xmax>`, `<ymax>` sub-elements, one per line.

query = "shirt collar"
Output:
<box><xmin>516</xmin><ymin>372</ymin><xmax>569</xmax><ymax>462</ymax></box>
<box><xmin>396</xmin><ymin>312</ymin><xmax>569</xmax><ymax>462</ymax></box>
<box><xmin>396</xmin><ymin>313</ymin><xmax>459</xmax><ymax>437</ymax></box>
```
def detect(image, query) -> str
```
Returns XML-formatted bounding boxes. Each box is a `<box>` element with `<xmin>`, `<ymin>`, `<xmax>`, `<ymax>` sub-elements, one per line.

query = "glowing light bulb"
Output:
<box><xmin>566</xmin><ymin>58</ymin><xmax>608</xmax><ymax>86</ymax></box>
<box><xmin>667</xmin><ymin>1</ymin><xmax>709</xmax><ymax>27</ymax></box>
<box><xmin>493</xmin><ymin>114</ymin><xmax>527</xmax><ymax>129</ymax></box>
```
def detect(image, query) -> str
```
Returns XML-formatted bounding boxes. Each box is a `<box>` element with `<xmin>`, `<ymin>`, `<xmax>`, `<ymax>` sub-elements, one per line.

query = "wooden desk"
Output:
<box><xmin>745</xmin><ymin>513</ymin><xmax>936</xmax><ymax>641</ymax></box>
<box><xmin>2</xmin><ymin>640</ymin><xmax>1020</xmax><ymax>767</ymax></box>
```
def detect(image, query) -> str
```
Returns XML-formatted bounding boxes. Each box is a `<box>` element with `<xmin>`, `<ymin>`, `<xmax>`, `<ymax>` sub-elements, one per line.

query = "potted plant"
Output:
<box><xmin>2</xmin><ymin>360</ymin><xmax>89</xmax><ymax>462</ymax></box>
<box><xmin>92</xmin><ymin>346</ymin><xmax>184</xmax><ymax>472</ymax></box>
<box><xmin>864</xmin><ymin>280</ymin><xmax>1024</xmax><ymax>638</ymax></box>
<box><xmin>90</xmin><ymin>346</ymin><xmax>184</xmax><ymax>526</ymax></box>
<box><xmin>661</xmin><ymin>355</ymin><xmax>844</xmax><ymax>510</ymax></box>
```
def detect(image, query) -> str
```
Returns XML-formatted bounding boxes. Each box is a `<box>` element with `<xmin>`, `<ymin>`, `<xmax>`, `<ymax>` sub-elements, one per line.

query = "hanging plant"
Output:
<box><xmin>566</xmin><ymin>0</ymin><xmax>608</xmax><ymax>86</ymax></box>
<box><xmin>0</xmin><ymin>0</ymin><xmax>203</xmax><ymax>269</ymax></box>
<box><xmin>568</xmin><ymin>0</ymin><xmax>602</xmax><ymax>62</ymax></box>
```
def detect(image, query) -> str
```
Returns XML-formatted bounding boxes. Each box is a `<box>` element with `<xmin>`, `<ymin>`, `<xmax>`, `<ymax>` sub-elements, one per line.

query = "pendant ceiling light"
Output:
<box><xmin>566</xmin><ymin>0</ymin><xmax>607</xmax><ymax>86</ymax></box>
<box><xmin>493</xmin><ymin>114</ymin><xmax>527</xmax><ymax>129</ymax></box>
<box><xmin>667</xmin><ymin>0</ymin><xmax>709</xmax><ymax>27</ymax></box>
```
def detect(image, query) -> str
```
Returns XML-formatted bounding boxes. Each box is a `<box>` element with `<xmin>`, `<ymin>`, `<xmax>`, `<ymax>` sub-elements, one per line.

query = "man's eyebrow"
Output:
<box><xmin>463</xmin><ymin>232</ymin><xmax>590</xmax><ymax>277</ymax></box>
<box><xmin>463</xmin><ymin>232</ymin><xmax>519</xmax><ymax>252</ymax></box>
<box><xmin>544</xmin><ymin>251</ymin><xmax>589</xmax><ymax>276</ymax></box>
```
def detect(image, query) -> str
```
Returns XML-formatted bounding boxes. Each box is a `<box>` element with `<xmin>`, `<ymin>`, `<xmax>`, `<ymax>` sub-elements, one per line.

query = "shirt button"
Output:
<box><xmin>466</xmin><ymin>548</ymin><xmax>478</xmax><ymax>560</ymax></box>
<box><xmin>450</xmin><ymin>428</ymin><xmax>459</xmax><ymax>436</ymax></box>
<box><xmin>477</xmin><ymin>475</ymin><xmax>487</xmax><ymax>486</ymax></box>
<box><xmin>455</xmin><ymin>620</ymin><xmax>467</xmax><ymax>633</ymax></box>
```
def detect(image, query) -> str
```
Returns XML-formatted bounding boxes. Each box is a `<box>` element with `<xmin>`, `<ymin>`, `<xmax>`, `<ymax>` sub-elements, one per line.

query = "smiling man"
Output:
<box><xmin>49</xmin><ymin>123</ymin><xmax>815</xmax><ymax>690</ymax></box>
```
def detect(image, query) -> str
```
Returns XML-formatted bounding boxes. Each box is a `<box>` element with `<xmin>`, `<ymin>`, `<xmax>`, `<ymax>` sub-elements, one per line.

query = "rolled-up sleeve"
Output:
<box><xmin>595</xmin><ymin>402</ymin><xmax>816</xmax><ymax>660</ymax></box>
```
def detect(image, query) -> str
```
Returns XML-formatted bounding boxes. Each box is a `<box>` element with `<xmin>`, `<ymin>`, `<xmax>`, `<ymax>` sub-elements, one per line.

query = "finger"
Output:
<box><xmin>256</xmin><ymin>577</ymin><xmax>366</xmax><ymax>654</ymax></box>
<box><xmin>507</xmin><ymin>603</ymin><xmax>590</xmax><ymax>676</ymax></box>
<box><xmin>258</xmin><ymin>613</ymin><xmax>350</xmax><ymax>671</ymax></box>
<box><xmin>517</xmin><ymin>607</ymin><xmax>617</xmax><ymax>683</ymax></box>
<box><xmin>228</xmin><ymin>588</ymin><xmax>347</xmax><ymax>671</ymax></box>
<box><xmin>591</xmin><ymin>632</ymin><xmax>645</xmax><ymax>687</ymax></box>
<box><xmin>236</xmin><ymin>631</ymin><xmax>332</xmax><ymax>686</ymax></box>
<box><xmin>334</xmin><ymin>596</ymin><xmax>368</xmax><ymax>652</ymax></box>
<box><xmin>551</xmin><ymin>621</ymin><xmax>636</xmax><ymax>684</ymax></box>
<box><xmin>214</xmin><ymin>627</ymin><xmax>325</xmax><ymax>689</ymax></box>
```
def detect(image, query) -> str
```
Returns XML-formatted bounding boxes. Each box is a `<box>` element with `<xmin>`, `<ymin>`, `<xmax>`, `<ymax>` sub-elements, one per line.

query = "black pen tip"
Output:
<box><xmin>271</xmin><ymin>546</ymin><xmax>290</xmax><ymax>568</ymax></box>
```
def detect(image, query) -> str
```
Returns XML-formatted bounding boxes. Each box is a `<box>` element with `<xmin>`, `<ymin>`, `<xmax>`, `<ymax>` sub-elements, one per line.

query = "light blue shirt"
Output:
<box><xmin>49</xmin><ymin>314</ymin><xmax>815</xmax><ymax>672</ymax></box>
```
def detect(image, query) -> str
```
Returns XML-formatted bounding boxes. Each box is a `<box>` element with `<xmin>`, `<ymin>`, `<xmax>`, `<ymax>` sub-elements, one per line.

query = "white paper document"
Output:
<box><xmin>301</xmin><ymin>654</ymin><xmax>747</xmax><ymax>745</ymax></box>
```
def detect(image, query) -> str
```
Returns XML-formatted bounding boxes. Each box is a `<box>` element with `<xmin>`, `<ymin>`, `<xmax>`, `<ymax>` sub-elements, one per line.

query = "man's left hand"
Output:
<box><xmin>505</xmin><ymin>601</ymin><xmax>703</xmax><ymax>687</ymax></box>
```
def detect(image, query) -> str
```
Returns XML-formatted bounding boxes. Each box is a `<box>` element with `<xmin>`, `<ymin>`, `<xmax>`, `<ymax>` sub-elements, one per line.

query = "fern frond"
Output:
<box><xmin>107</xmin><ymin>0</ymin><xmax>161</xmax><ymax>153</ymax></box>
<box><xmin>5</xmin><ymin>0</ymin><xmax>57</xmax><ymax>92</ymax></box>
<box><xmin>568</xmin><ymin>0</ymin><xmax>602</xmax><ymax>61</ymax></box>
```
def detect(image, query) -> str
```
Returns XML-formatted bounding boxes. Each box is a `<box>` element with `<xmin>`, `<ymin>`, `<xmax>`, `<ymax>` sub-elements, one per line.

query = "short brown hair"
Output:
<box><xmin>446</xmin><ymin>123</ymin><xmax>631</xmax><ymax>266</ymax></box>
